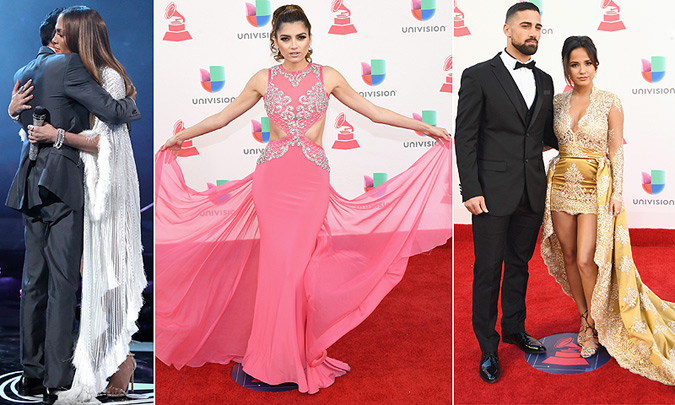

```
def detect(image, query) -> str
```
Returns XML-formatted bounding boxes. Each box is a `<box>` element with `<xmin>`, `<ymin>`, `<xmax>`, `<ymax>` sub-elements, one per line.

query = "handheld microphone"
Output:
<box><xmin>29</xmin><ymin>106</ymin><xmax>47</xmax><ymax>161</ymax></box>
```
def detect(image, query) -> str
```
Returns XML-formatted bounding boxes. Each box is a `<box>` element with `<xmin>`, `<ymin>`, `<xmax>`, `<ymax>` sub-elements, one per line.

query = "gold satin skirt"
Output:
<box><xmin>550</xmin><ymin>153</ymin><xmax>600</xmax><ymax>215</ymax></box>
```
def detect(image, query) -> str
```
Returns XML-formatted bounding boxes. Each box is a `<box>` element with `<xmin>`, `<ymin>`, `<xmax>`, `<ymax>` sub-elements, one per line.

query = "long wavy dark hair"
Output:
<box><xmin>61</xmin><ymin>6</ymin><xmax>135</xmax><ymax>97</ymax></box>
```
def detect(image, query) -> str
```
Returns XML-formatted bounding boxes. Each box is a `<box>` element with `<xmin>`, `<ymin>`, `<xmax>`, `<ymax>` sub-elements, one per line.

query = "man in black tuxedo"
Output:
<box><xmin>6</xmin><ymin>8</ymin><xmax>140</xmax><ymax>403</ymax></box>
<box><xmin>455</xmin><ymin>2</ymin><xmax>558</xmax><ymax>383</ymax></box>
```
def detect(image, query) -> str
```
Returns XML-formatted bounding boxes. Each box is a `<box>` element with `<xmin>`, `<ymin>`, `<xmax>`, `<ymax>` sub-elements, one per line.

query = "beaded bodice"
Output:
<box><xmin>553</xmin><ymin>87</ymin><xmax>624</xmax><ymax>201</ymax></box>
<box><xmin>257</xmin><ymin>63</ymin><xmax>330</xmax><ymax>171</ymax></box>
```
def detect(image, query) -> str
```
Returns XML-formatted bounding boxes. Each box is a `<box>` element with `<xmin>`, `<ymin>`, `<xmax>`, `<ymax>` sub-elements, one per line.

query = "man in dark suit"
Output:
<box><xmin>6</xmin><ymin>8</ymin><xmax>140</xmax><ymax>403</ymax></box>
<box><xmin>455</xmin><ymin>2</ymin><xmax>558</xmax><ymax>383</ymax></box>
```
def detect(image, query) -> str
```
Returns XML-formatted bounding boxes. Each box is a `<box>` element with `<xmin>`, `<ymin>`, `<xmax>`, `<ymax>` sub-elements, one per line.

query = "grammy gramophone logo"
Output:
<box><xmin>525</xmin><ymin>333</ymin><xmax>611</xmax><ymax>375</ymax></box>
<box><xmin>163</xmin><ymin>2</ymin><xmax>192</xmax><ymax>42</ymax></box>
<box><xmin>440</xmin><ymin>55</ymin><xmax>452</xmax><ymax>93</ymax></box>
<box><xmin>541</xmin><ymin>336</ymin><xmax>589</xmax><ymax>367</ymax></box>
<box><xmin>598</xmin><ymin>0</ymin><xmax>626</xmax><ymax>32</ymax></box>
<box><xmin>174</xmin><ymin>120</ymin><xmax>199</xmax><ymax>157</ymax></box>
<box><xmin>331</xmin><ymin>113</ymin><xmax>360</xmax><ymax>150</ymax></box>
<box><xmin>454</xmin><ymin>1</ymin><xmax>470</xmax><ymax>37</ymax></box>
<box><xmin>328</xmin><ymin>0</ymin><xmax>357</xmax><ymax>35</ymax></box>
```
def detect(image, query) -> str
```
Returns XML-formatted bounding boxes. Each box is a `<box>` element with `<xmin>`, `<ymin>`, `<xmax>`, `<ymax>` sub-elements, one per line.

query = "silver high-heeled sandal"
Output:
<box><xmin>103</xmin><ymin>354</ymin><xmax>136</xmax><ymax>398</ymax></box>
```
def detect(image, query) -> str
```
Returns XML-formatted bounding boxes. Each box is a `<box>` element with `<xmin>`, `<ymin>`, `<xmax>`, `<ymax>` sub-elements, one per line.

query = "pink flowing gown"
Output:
<box><xmin>155</xmin><ymin>63</ymin><xmax>452</xmax><ymax>393</ymax></box>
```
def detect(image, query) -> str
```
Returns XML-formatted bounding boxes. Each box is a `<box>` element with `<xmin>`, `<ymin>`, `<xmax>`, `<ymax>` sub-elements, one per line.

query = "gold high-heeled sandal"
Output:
<box><xmin>103</xmin><ymin>354</ymin><xmax>136</xmax><ymax>398</ymax></box>
<box><xmin>578</xmin><ymin>311</ymin><xmax>598</xmax><ymax>358</ymax></box>
<box><xmin>577</xmin><ymin>310</ymin><xmax>588</xmax><ymax>345</ymax></box>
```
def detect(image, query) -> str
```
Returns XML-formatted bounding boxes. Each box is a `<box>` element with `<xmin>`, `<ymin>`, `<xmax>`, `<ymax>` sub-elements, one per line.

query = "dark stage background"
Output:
<box><xmin>0</xmin><ymin>1</ymin><xmax>153</xmax><ymax>274</ymax></box>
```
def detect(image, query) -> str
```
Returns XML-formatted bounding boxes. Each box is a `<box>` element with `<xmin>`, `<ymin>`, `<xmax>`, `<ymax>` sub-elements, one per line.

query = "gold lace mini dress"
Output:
<box><xmin>541</xmin><ymin>88</ymin><xmax>675</xmax><ymax>385</ymax></box>
<box><xmin>549</xmin><ymin>87</ymin><xmax>623</xmax><ymax>215</ymax></box>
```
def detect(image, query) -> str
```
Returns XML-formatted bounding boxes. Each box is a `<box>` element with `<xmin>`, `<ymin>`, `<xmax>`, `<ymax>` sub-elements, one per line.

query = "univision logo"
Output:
<box><xmin>642</xmin><ymin>170</ymin><xmax>665</xmax><ymax>195</ymax></box>
<box><xmin>361</xmin><ymin>59</ymin><xmax>386</xmax><ymax>86</ymax></box>
<box><xmin>200</xmin><ymin>66</ymin><xmax>225</xmax><ymax>93</ymax></box>
<box><xmin>246</xmin><ymin>0</ymin><xmax>271</xmax><ymax>27</ymax></box>
<box><xmin>364</xmin><ymin>173</ymin><xmax>388</xmax><ymax>192</ymax></box>
<box><xmin>631</xmin><ymin>57</ymin><xmax>673</xmax><ymax>95</ymax></box>
<box><xmin>413</xmin><ymin>110</ymin><xmax>437</xmax><ymax>136</ymax></box>
<box><xmin>411</xmin><ymin>0</ymin><xmax>435</xmax><ymax>21</ymax></box>
<box><xmin>251</xmin><ymin>117</ymin><xmax>270</xmax><ymax>143</ymax></box>
<box><xmin>403</xmin><ymin>0</ymin><xmax>448</xmax><ymax>33</ymax></box>
<box><xmin>641</xmin><ymin>57</ymin><xmax>666</xmax><ymax>83</ymax></box>
<box><xmin>205</xmin><ymin>181</ymin><xmax>234</xmax><ymax>207</ymax></box>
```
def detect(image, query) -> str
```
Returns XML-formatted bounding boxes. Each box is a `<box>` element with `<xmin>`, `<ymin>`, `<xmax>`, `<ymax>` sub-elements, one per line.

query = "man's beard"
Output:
<box><xmin>513</xmin><ymin>39</ymin><xmax>538</xmax><ymax>56</ymax></box>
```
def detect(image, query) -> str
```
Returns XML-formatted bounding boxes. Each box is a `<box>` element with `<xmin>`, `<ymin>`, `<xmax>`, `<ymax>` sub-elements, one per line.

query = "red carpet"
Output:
<box><xmin>155</xmin><ymin>242</ymin><xmax>451</xmax><ymax>404</ymax></box>
<box><xmin>454</xmin><ymin>224</ymin><xmax>675</xmax><ymax>404</ymax></box>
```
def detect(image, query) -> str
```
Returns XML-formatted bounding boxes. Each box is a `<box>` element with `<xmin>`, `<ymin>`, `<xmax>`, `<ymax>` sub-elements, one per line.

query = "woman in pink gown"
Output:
<box><xmin>156</xmin><ymin>5</ymin><xmax>452</xmax><ymax>393</ymax></box>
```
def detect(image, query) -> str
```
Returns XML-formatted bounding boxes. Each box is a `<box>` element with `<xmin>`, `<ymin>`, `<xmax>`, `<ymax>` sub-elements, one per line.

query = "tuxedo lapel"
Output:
<box><xmin>490</xmin><ymin>55</ymin><xmax>527</xmax><ymax>126</ymax></box>
<box><xmin>528</xmin><ymin>68</ymin><xmax>545</xmax><ymax>129</ymax></box>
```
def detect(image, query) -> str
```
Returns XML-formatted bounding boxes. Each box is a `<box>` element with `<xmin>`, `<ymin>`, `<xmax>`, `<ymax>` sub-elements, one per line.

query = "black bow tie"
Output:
<box><xmin>514</xmin><ymin>61</ymin><xmax>535</xmax><ymax>70</ymax></box>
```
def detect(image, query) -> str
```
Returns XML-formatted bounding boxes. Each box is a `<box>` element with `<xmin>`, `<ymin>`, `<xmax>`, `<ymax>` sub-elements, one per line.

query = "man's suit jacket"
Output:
<box><xmin>6</xmin><ymin>46</ymin><xmax>141</xmax><ymax>212</ymax></box>
<box><xmin>455</xmin><ymin>52</ymin><xmax>558</xmax><ymax>217</ymax></box>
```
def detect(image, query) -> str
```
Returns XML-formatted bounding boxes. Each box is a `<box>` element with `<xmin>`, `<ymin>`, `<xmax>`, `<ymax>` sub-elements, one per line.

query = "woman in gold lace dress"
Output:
<box><xmin>541</xmin><ymin>36</ymin><xmax>675</xmax><ymax>385</ymax></box>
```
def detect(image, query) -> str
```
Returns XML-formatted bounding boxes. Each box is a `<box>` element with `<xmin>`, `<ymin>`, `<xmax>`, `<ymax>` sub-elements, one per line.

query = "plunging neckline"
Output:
<box><xmin>567</xmin><ymin>87</ymin><xmax>594</xmax><ymax>133</ymax></box>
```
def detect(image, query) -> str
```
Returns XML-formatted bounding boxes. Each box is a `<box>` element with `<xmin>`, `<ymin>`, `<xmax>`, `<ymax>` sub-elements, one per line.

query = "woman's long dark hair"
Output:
<box><xmin>61</xmin><ymin>6</ymin><xmax>134</xmax><ymax>97</ymax></box>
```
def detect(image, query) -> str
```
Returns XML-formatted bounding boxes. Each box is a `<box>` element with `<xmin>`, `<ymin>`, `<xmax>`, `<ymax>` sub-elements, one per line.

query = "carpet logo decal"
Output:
<box><xmin>525</xmin><ymin>332</ymin><xmax>611</xmax><ymax>375</ymax></box>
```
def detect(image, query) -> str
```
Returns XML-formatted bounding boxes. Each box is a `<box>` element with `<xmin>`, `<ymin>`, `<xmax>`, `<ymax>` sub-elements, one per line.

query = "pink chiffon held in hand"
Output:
<box><xmin>155</xmin><ymin>63</ymin><xmax>452</xmax><ymax>394</ymax></box>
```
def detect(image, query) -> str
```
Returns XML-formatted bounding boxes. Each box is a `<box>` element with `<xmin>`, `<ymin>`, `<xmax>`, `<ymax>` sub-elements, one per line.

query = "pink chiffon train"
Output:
<box><xmin>155</xmin><ymin>139</ymin><xmax>452</xmax><ymax>393</ymax></box>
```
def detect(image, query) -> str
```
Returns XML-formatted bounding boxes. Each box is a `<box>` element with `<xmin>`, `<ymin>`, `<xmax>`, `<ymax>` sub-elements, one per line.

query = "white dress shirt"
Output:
<box><xmin>500</xmin><ymin>50</ymin><xmax>536</xmax><ymax>109</ymax></box>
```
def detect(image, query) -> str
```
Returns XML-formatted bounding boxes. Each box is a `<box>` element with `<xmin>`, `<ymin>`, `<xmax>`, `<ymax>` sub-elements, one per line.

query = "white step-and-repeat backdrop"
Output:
<box><xmin>154</xmin><ymin>0</ymin><xmax>452</xmax><ymax>208</ymax></box>
<box><xmin>452</xmin><ymin>0</ymin><xmax>675</xmax><ymax>229</ymax></box>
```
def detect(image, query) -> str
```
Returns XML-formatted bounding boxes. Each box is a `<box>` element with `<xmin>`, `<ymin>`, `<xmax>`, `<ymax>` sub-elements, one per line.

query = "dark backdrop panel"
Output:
<box><xmin>0</xmin><ymin>1</ymin><xmax>153</xmax><ymax>272</ymax></box>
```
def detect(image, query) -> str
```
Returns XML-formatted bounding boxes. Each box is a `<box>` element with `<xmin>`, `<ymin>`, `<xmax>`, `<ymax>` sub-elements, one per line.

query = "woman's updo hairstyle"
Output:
<box><xmin>269</xmin><ymin>4</ymin><xmax>312</xmax><ymax>63</ymax></box>
<box><xmin>561</xmin><ymin>36</ymin><xmax>599</xmax><ymax>85</ymax></box>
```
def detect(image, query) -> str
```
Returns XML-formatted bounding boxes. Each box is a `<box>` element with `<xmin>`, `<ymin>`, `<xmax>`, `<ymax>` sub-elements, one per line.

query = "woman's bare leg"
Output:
<box><xmin>551</xmin><ymin>212</ymin><xmax>588</xmax><ymax>316</ymax></box>
<box><xmin>575</xmin><ymin>213</ymin><xmax>599</xmax><ymax>356</ymax></box>
<box><xmin>576</xmin><ymin>213</ymin><xmax>598</xmax><ymax>320</ymax></box>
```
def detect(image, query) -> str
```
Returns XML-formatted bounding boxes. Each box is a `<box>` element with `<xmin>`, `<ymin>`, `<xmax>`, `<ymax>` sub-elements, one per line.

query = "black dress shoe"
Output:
<box><xmin>503</xmin><ymin>331</ymin><xmax>547</xmax><ymax>354</ymax></box>
<box><xmin>479</xmin><ymin>352</ymin><xmax>501</xmax><ymax>383</ymax></box>
<box><xmin>43</xmin><ymin>387</ymin><xmax>67</xmax><ymax>405</ymax></box>
<box><xmin>18</xmin><ymin>375</ymin><xmax>43</xmax><ymax>396</ymax></box>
